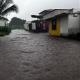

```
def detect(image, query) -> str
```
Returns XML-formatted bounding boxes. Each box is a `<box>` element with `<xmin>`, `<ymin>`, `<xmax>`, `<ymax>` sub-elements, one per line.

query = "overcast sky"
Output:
<box><xmin>7</xmin><ymin>0</ymin><xmax>80</xmax><ymax>21</ymax></box>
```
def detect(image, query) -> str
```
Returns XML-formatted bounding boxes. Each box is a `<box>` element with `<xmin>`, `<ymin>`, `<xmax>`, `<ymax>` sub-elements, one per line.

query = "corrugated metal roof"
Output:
<box><xmin>39</xmin><ymin>9</ymin><xmax>73</xmax><ymax>16</ymax></box>
<box><xmin>39</xmin><ymin>9</ymin><xmax>54</xmax><ymax>16</ymax></box>
<box><xmin>42</xmin><ymin>9</ymin><xmax>73</xmax><ymax>20</ymax></box>
<box><xmin>0</xmin><ymin>16</ymin><xmax>8</xmax><ymax>21</ymax></box>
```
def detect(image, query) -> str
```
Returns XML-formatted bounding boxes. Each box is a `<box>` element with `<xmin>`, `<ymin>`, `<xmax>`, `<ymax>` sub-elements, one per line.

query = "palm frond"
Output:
<box><xmin>1</xmin><ymin>4</ymin><xmax>18</xmax><ymax>16</ymax></box>
<box><xmin>0</xmin><ymin>0</ymin><xmax>12</xmax><ymax>6</ymax></box>
<box><xmin>6</xmin><ymin>0</ymin><xmax>13</xmax><ymax>4</ymax></box>
<box><xmin>0</xmin><ymin>0</ymin><xmax>4</xmax><ymax>7</ymax></box>
<box><xmin>0</xmin><ymin>0</ymin><xmax>13</xmax><ymax>13</ymax></box>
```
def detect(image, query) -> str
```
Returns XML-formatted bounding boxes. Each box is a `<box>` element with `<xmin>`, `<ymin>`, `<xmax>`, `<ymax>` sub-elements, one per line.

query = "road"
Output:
<box><xmin>0</xmin><ymin>29</ymin><xmax>80</xmax><ymax>80</ymax></box>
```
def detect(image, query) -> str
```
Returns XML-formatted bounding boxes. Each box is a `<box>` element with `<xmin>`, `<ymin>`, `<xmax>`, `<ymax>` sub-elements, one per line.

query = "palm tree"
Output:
<box><xmin>0</xmin><ymin>0</ymin><xmax>18</xmax><ymax>16</ymax></box>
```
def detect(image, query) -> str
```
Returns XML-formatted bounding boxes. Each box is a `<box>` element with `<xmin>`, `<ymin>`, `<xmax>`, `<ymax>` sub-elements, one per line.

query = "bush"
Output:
<box><xmin>0</xmin><ymin>26</ymin><xmax>11</xmax><ymax>36</ymax></box>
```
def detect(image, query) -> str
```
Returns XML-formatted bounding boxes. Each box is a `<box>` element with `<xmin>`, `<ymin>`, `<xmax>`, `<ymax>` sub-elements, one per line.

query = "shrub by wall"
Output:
<box><xmin>0</xmin><ymin>26</ymin><xmax>11</xmax><ymax>36</ymax></box>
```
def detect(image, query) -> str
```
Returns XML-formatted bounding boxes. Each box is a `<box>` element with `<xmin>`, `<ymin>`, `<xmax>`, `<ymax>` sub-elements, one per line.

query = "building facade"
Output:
<box><xmin>39</xmin><ymin>9</ymin><xmax>80</xmax><ymax>36</ymax></box>
<box><xmin>0</xmin><ymin>17</ymin><xmax>8</xmax><ymax>27</ymax></box>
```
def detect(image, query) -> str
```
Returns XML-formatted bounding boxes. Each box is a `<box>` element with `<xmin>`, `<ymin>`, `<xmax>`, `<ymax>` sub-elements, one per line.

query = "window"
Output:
<box><xmin>52</xmin><ymin>18</ymin><xmax>56</xmax><ymax>30</ymax></box>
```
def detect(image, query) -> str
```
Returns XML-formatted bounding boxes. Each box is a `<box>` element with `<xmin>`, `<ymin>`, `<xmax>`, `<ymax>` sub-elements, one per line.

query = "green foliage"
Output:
<box><xmin>0</xmin><ymin>26</ymin><xmax>11</xmax><ymax>36</ymax></box>
<box><xmin>9</xmin><ymin>17</ymin><xmax>26</xmax><ymax>29</ymax></box>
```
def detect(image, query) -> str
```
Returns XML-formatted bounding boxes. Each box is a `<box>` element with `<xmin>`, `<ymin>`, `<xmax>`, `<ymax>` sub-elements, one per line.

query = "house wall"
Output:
<box><xmin>40</xmin><ymin>21</ymin><xmax>49</xmax><ymax>31</ymax></box>
<box><xmin>32</xmin><ymin>23</ymin><xmax>36</xmax><ymax>30</ymax></box>
<box><xmin>0</xmin><ymin>20</ymin><xmax>7</xmax><ymax>26</ymax></box>
<box><xmin>60</xmin><ymin>15</ymin><xmax>68</xmax><ymax>36</ymax></box>
<box><xmin>68</xmin><ymin>14</ymin><xmax>80</xmax><ymax>34</ymax></box>
<box><xmin>24</xmin><ymin>23</ymin><xmax>29</xmax><ymax>30</ymax></box>
<box><xmin>49</xmin><ymin>17</ymin><xmax>60</xmax><ymax>36</ymax></box>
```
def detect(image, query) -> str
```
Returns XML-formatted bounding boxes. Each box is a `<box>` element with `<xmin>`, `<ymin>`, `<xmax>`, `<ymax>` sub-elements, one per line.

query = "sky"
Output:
<box><xmin>7</xmin><ymin>0</ymin><xmax>80</xmax><ymax>21</ymax></box>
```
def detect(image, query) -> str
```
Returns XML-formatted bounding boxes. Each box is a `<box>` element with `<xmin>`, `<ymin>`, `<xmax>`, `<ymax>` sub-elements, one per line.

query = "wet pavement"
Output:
<box><xmin>0</xmin><ymin>29</ymin><xmax>80</xmax><ymax>80</ymax></box>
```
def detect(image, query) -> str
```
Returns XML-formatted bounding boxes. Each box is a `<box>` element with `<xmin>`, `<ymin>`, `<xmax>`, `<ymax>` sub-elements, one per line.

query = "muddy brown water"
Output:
<box><xmin>0</xmin><ymin>29</ymin><xmax>80</xmax><ymax>80</ymax></box>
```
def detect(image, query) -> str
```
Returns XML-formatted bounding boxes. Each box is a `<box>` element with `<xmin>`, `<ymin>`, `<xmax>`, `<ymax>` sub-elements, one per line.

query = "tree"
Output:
<box><xmin>0</xmin><ymin>0</ymin><xmax>18</xmax><ymax>16</ymax></box>
<box><xmin>9</xmin><ymin>17</ymin><xmax>26</xmax><ymax>29</ymax></box>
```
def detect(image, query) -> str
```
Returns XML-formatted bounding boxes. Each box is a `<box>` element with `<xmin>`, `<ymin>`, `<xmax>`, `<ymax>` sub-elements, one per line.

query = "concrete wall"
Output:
<box><xmin>24</xmin><ymin>23</ymin><xmax>29</xmax><ymax>30</ymax></box>
<box><xmin>0</xmin><ymin>20</ymin><xmax>7</xmax><ymax>26</ymax></box>
<box><xmin>59</xmin><ymin>13</ymin><xmax>80</xmax><ymax>36</ymax></box>
<box><xmin>60</xmin><ymin>15</ymin><xmax>68</xmax><ymax>36</ymax></box>
<box><xmin>32</xmin><ymin>23</ymin><xmax>36</xmax><ymax>30</ymax></box>
<box><xmin>68</xmin><ymin>14</ymin><xmax>80</xmax><ymax>34</ymax></box>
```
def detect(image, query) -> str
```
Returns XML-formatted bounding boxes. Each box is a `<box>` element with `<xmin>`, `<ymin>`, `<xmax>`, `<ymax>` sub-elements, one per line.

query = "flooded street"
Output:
<box><xmin>0</xmin><ymin>29</ymin><xmax>80</xmax><ymax>80</ymax></box>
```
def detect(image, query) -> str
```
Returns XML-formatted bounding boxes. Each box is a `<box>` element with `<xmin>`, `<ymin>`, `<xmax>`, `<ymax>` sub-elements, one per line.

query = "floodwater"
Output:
<box><xmin>0</xmin><ymin>29</ymin><xmax>80</xmax><ymax>80</ymax></box>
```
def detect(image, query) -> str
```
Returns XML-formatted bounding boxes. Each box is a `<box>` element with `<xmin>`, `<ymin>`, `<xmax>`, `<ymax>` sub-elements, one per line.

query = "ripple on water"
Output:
<box><xmin>21</xmin><ymin>50</ymin><xmax>36</xmax><ymax>54</ymax></box>
<box><xmin>22</xmin><ymin>62</ymin><xmax>31</xmax><ymax>66</ymax></box>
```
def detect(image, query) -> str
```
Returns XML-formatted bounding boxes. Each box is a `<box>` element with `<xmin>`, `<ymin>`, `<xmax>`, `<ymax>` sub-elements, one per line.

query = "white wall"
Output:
<box><xmin>60</xmin><ymin>15</ymin><xmax>68</xmax><ymax>36</ymax></box>
<box><xmin>68</xmin><ymin>14</ymin><xmax>80</xmax><ymax>34</ymax></box>
<box><xmin>0</xmin><ymin>20</ymin><xmax>7</xmax><ymax>27</ymax></box>
<box><xmin>32</xmin><ymin>23</ymin><xmax>36</xmax><ymax>30</ymax></box>
<box><xmin>24</xmin><ymin>23</ymin><xmax>29</xmax><ymax>30</ymax></box>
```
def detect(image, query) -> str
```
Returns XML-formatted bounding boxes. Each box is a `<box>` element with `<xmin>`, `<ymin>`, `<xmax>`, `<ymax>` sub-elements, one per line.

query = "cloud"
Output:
<box><xmin>7</xmin><ymin>0</ymin><xmax>79</xmax><ymax>21</ymax></box>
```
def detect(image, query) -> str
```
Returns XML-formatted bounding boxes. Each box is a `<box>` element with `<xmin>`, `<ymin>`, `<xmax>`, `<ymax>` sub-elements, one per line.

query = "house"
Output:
<box><xmin>29</xmin><ymin>20</ymin><xmax>49</xmax><ymax>32</ymax></box>
<box><xmin>39</xmin><ymin>9</ymin><xmax>80</xmax><ymax>36</ymax></box>
<box><xmin>29</xmin><ymin>20</ymin><xmax>42</xmax><ymax>33</ymax></box>
<box><xmin>49</xmin><ymin>12</ymin><xmax>80</xmax><ymax>36</ymax></box>
<box><xmin>30</xmin><ymin>10</ymin><xmax>53</xmax><ymax>32</ymax></box>
<box><xmin>0</xmin><ymin>17</ymin><xmax>8</xmax><ymax>27</ymax></box>
<box><xmin>48</xmin><ymin>9</ymin><xmax>80</xmax><ymax>36</ymax></box>
<box><xmin>24</xmin><ymin>21</ymin><xmax>31</xmax><ymax>31</ymax></box>
<box><xmin>0</xmin><ymin>17</ymin><xmax>11</xmax><ymax>36</ymax></box>
<box><xmin>38</xmin><ymin>10</ymin><xmax>54</xmax><ymax>32</ymax></box>
<box><xmin>31</xmin><ymin>20</ymin><xmax>40</xmax><ymax>32</ymax></box>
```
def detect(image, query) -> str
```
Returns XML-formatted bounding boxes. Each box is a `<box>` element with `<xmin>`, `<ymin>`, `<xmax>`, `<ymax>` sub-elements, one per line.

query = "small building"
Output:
<box><xmin>31</xmin><ymin>12</ymin><xmax>51</xmax><ymax>32</ymax></box>
<box><xmin>31</xmin><ymin>20</ymin><xmax>50</xmax><ymax>32</ymax></box>
<box><xmin>39</xmin><ymin>9</ymin><xmax>80</xmax><ymax>36</ymax></box>
<box><xmin>30</xmin><ymin>20</ymin><xmax>41</xmax><ymax>32</ymax></box>
<box><xmin>0</xmin><ymin>17</ymin><xmax>8</xmax><ymax>27</ymax></box>
<box><xmin>48</xmin><ymin>11</ymin><xmax>80</xmax><ymax>36</ymax></box>
<box><xmin>24</xmin><ymin>21</ymin><xmax>31</xmax><ymax>31</ymax></box>
<box><xmin>28</xmin><ymin>19</ymin><xmax>49</xmax><ymax>33</ymax></box>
